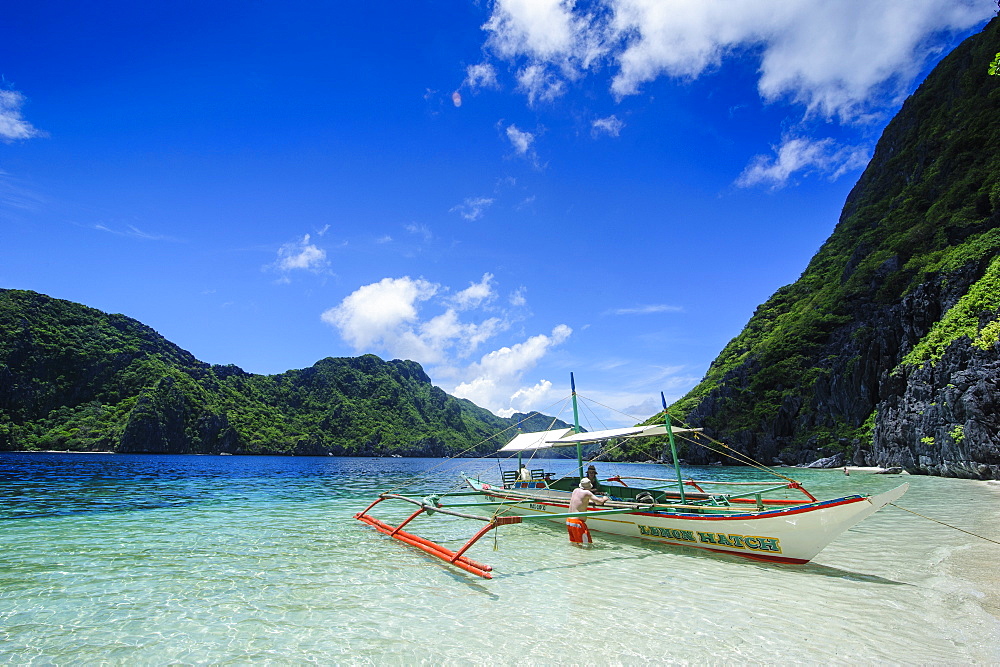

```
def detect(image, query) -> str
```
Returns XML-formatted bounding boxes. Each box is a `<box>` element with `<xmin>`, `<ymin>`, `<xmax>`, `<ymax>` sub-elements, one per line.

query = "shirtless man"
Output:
<box><xmin>566</xmin><ymin>477</ymin><xmax>607</xmax><ymax>545</ymax></box>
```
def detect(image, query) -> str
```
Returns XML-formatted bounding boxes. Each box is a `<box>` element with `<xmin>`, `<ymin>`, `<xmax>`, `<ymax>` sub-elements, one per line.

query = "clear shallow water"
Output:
<box><xmin>2</xmin><ymin>453</ymin><xmax>999</xmax><ymax>665</ymax></box>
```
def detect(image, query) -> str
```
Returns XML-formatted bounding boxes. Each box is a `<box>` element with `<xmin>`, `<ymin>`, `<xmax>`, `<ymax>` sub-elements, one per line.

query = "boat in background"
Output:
<box><xmin>355</xmin><ymin>375</ymin><xmax>908</xmax><ymax>579</ymax></box>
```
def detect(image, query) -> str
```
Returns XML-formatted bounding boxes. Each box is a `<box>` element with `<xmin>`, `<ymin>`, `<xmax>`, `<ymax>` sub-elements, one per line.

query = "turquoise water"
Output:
<box><xmin>2</xmin><ymin>453</ymin><xmax>999</xmax><ymax>664</ymax></box>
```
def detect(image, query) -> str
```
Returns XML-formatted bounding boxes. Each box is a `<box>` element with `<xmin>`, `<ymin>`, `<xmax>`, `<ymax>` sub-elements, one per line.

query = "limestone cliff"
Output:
<box><xmin>672</xmin><ymin>17</ymin><xmax>1000</xmax><ymax>479</ymax></box>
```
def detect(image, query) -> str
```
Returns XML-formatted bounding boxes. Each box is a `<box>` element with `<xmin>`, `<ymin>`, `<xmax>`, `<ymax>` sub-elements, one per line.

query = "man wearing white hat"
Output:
<box><xmin>566</xmin><ymin>477</ymin><xmax>607</xmax><ymax>545</ymax></box>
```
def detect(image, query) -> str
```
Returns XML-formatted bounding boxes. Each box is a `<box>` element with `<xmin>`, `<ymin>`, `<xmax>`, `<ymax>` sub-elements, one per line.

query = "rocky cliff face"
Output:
<box><xmin>673</xmin><ymin>17</ymin><xmax>1000</xmax><ymax>478</ymax></box>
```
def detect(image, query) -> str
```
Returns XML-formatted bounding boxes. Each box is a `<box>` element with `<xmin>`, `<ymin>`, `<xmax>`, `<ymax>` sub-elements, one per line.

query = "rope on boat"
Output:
<box><xmin>579</xmin><ymin>394</ymin><xmax>803</xmax><ymax>485</ymax></box>
<box><xmin>378</xmin><ymin>398</ymin><xmax>573</xmax><ymax>497</ymax></box>
<box><xmin>888</xmin><ymin>503</ymin><xmax>1000</xmax><ymax>547</ymax></box>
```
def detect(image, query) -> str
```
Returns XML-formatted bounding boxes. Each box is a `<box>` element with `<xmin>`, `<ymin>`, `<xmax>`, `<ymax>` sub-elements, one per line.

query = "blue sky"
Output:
<box><xmin>1</xmin><ymin>1</ymin><xmax>994</xmax><ymax>428</ymax></box>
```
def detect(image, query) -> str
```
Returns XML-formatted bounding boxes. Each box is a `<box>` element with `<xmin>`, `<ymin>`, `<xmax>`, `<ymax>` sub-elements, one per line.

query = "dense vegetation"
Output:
<box><xmin>653</xmin><ymin>17</ymin><xmax>1000</xmax><ymax>477</ymax></box>
<box><xmin>0</xmin><ymin>289</ymin><xmax>568</xmax><ymax>456</ymax></box>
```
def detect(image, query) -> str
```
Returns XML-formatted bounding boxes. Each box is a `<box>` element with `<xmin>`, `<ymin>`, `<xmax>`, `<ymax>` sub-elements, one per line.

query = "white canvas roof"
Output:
<box><xmin>499</xmin><ymin>428</ymin><xmax>574</xmax><ymax>452</ymax></box>
<box><xmin>499</xmin><ymin>424</ymin><xmax>702</xmax><ymax>451</ymax></box>
<box><xmin>548</xmin><ymin>424</ymin><xmax>699</xmax><ymax>444</ymax></box>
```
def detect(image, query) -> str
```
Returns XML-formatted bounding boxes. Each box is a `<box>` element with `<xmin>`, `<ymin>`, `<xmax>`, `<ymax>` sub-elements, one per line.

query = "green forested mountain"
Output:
<box><xmin>665</xmin><ymin>17</ymin><xmax>1000</xmax><ymax>479</ymax></box>
<box><xmin>0</xmin><ymin>288</ymin><xmax>567</xmax><ymax>455</ymax></box>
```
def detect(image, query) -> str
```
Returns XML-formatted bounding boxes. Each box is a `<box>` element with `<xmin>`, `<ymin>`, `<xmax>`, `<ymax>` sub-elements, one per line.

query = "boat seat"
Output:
<box><xmin>530</xmin><ymin>469</ymin><xmax>545</xmax><ymax>480</ymax></box>
<box><xmin>501</xmin><ymin>471</ymin><xmax>518</xmax><ymax>488</ymax></box>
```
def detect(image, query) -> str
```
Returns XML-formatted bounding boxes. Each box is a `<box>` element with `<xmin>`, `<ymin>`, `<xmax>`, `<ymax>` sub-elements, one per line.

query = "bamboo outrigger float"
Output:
<box><xmin>355</xmin><ymin>375</ymin><xmax>908</xmax><ymax>579</ymax></box>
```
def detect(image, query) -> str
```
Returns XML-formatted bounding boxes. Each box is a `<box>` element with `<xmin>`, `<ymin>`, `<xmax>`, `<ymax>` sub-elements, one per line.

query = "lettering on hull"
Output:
<box><xmin>637</xmin><ymin>524</ymin><xmax>782</xmax><ymax>553</ymax></box>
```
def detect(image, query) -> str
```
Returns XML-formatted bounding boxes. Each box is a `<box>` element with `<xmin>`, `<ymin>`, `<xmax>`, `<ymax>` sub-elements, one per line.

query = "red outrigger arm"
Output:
<box><xmin>355</xmin><ymin>495</ymin><xmax>521</xmax><ymax>579</ymax></box>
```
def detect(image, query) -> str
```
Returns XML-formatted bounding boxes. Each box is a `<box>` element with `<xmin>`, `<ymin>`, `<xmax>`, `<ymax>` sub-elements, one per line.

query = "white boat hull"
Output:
<box><xmin>466</xmin><ymin>478</ymin><xmax>909</xmax><ymax>564</ymax></box>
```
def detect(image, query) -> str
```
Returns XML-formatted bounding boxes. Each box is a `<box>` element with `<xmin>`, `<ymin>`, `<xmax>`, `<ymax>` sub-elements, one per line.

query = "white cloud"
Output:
<box><xmin>484</xmin><ymin>0</ymin><xmax>584</xmax><ymax>62</ymax></box>
<box><xmin>505</xmin><ymin>124</ymin><xmax>535</xmax><ymax>156</ymax></box>
<box><xmin>321</xmin><ymin>276</ymin><xmax>439</xmax><ymax>353</ymax></box>
<box><xmin>478</xmin><ymin>0</ymin><xmax>992</xmax><ymax>184</ymax></box>
<box><xmin>321</xmin><ymin>275</ymin><xmax>511</xmax><ymax>364</ymax></box>
<box><xmin>752</xmin><ymin>0</ymin><xmax>992</xmax><ymax>121</ymax></box>
<box><xmin>592</xmin><ymin>114</ymin><xmax>624</xmax><ymax>137</ymax></box>
<box><xmin>465</xmin><ymin>63</ymin><xmax>500</xmax><ymax>91</ymax></box>
<box><xmin>736</xmin><ymin>136</ymin><xmax>870</xmax><ymax>189</ymax></box>
<box><xmin>0</xmin><ymin>90</ymin><xmax>44</xmax><ymax>142</ymax></box>
<box><xmin>322</xmin><ymin>275</ymin><xmax>572</xmax><ymax>416</ymax></box>
<box><xmin>452</xmin><ymin>273</ymin><xmax>496</xmax><ymax>310</ymax></box>
<box><xmin>481</xmin><ymin>0</ymin><xmax>990</xmax><ymax>122</ymax></box>
<box><xmin>452</xmin><ymin>324</ymin><xmax>573</xmax><ymax>416</ymax></box>
<box><xmin>516</xmin><ymin>64</ymin><xmax>567</xmax><ymax>106</ymax></box>
<box><xmin>509</xmin><ymin>286</ymin><xmax>527</xmax><ymax>307</ymax></box>
<box><xmin>270</xmin><ymin>233</ymin><xmax>329</xmax><ymax>278</ymax></box>
<box><xmin>450</xmin><ymin>196</ymin><xmax>495</xmax><ymax>221</ymax></box>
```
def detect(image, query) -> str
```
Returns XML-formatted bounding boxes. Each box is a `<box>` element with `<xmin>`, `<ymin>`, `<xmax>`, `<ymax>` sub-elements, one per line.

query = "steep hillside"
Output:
<box><xmin>0</xmin><ymin>288</ymin><xmax>562</xmax><ymax>455</ymax></box>
<box><xmin>670</xmin><ymin>17</ymin><xmax>1000</xmax><ymax>478</ymax></box>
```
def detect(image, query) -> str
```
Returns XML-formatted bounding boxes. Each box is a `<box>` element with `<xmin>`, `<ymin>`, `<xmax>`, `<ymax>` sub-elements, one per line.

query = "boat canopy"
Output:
<box><xmin>549</xmin><ymin>424</ymin><xmax>701</xmax><ymax>444</ymax></box>
<box><xmin>499</xmin><ymin>428</ymin><xmax>574</xmax><ymax>452</ymax></box>
<box><xmin>499</xmin><ymin>424</ymin><xmax>702</xmax><ymax>452</ymax></box>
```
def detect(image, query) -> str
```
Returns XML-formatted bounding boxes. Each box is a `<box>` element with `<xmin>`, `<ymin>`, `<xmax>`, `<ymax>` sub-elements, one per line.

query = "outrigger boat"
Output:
<box><xmin>356</xmin><ymin>375</ymin><xmax>908</xmax><ymax>579</ymax></box>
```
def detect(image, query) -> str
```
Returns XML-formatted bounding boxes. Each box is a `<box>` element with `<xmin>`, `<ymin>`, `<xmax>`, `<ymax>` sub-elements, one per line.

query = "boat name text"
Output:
<box><xmin>637</xmin><ymin>525</ymin><xmax>782</xmax><ymax>553</ymax></box>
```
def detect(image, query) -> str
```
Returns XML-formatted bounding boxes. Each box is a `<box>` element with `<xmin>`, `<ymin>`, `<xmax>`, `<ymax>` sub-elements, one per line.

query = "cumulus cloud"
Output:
<box><xmin>322</xmin><ymin>277</ymin><xmax>439</xmax><ymax>353</ymax></box>
<box><xmin>452</xmin><ymin>273</ymin><xmax>496</xmax><ymax>310</ymax></box>
<box><xmin>505</xmin><ymin>124</ymin><xmax>536</xmax><ymax>156</ymax></box>
<box><xmin>321</xmin><ymin>275</ymin><xmax>572</xmax><ymax>415</ymax></box>
<box><xmin>451</xmin><ymin>196</ymin><xmax>495</xmax><ymax>221</ymax></box>
<box><xmin>452</xmin><ymin>324</ymin><xmax>573</xmax><ymax>416</ymax></box>
<box><xmin>0</xmin><ymin>90</ymin><xmax>45</xmax><ymax>142</ymax></box>
<box><xmin>269</xmin><ymin>233</ymin><xmax>329</xmax><ymax>280</ymax></box>
<box><xmin>736</xmin><ymin>135</ymin><xmax>870</xmax><ymax>189</ymax></box>
<box><xmin>484</xmin><ymin>0</ymin><xmax>587</xmax><ymax>63</ymax></box>
<box><xmin>483</xmin><ymin>0</ymin><xmax>990</xmax><ymax>121</ymax></box>
<box><xmin>321</xmin><ymin>275</ymin><xmax>508</xmax><ymax>364</ymax></box>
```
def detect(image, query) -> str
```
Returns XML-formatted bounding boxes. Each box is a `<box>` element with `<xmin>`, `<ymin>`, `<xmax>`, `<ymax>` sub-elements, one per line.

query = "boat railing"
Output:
<box><xmin>605</xmin><ymin>476</ymin><xmax>817</xmax><ymax>502</ymax></box>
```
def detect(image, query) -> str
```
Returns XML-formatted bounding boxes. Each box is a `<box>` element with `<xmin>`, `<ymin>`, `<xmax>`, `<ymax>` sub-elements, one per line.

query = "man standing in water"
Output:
<box><xmin>566</xmin><ymin>477</ymin><xmax>607</xmax><ymax>545</ymax></box>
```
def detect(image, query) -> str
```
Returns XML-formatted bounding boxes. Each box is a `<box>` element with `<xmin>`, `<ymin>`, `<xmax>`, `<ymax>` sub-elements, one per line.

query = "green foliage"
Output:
<box><xmin>989</xmin><ymin>52</ymin><xmax>1000</xmax><ymax>75</ymax></box>
<box><xmin>856</xmin><ymin>410</ymin><xmax>877</xmax><ymax>446</ymax></box>
<box><xmin>950</xmin><ymin>425</ymin><xmax>965</xmax><ymax>444</ymax></box>
<box><xmin>903</xmin><ymin>256</ymin><xmax>1000</xmax><ymax>365</ymax></box>
<box><xmin>0</xmin><ymin>289</ymin><xmax>557</xmax><ymax>456</ymax></box>
<box><xmin>920</xmin><ymin>436</ymin><xmax>935</xmax><ymax>446</ymax></box>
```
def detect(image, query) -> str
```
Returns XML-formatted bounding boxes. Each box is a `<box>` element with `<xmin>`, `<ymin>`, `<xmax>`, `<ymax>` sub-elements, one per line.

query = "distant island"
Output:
<box><xmin>0</xmin><ymin>288</ymin><xmax>570</xmax><ymax>457</ymax></box>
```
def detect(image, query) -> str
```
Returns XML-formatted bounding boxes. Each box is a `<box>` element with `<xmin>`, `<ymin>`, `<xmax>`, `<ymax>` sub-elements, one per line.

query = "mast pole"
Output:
<box><xmin>571</xmin><ymin>373</ymin><xmax>583</xmax><ymax>479</ymax></box>
<box><xmin>662</xmin><ymin>392</ymin><xmax>686</xmax><ymax>503</ymax></box>
<box><xmin>516</xmin><ymin>417</ymin><xmax>524</xmax><ymax>475</ymax></box>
